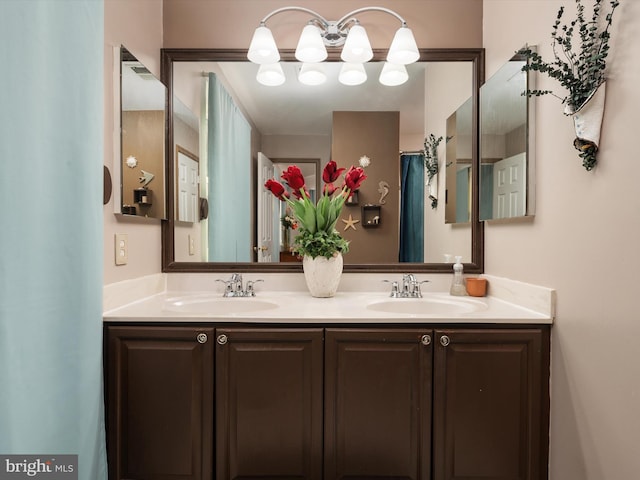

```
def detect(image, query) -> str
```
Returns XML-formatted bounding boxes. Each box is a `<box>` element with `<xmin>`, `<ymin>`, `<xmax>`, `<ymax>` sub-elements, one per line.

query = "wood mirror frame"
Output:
<box><xmin>161</xmin><ymin>48</ymin><xmax>484</xmax><ymax>273</ymax></box>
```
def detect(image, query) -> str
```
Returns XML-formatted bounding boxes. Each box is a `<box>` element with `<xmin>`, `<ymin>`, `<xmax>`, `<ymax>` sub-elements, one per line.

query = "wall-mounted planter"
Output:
<box><xmin>566</xmin><ymin>82</ymin><xmax>606</xmax><ymax>172</ymax></box>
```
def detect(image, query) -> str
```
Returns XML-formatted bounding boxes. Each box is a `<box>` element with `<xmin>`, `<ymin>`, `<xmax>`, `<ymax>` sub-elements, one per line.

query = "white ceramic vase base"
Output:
<box><xmin>302</xmin><ymin>253</ymin><xmax>343</xmax><ymax>298</ymax></box>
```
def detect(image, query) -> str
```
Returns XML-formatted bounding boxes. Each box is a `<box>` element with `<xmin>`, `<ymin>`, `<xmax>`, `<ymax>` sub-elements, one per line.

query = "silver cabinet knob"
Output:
<box><xmin>217</xmin><ymin>334</ymin><xmax>228</xmax><ymax>345</ymax></box>
<box><xmin>440</xmin><ymin>335</ymin><xmax>450</xmax><ymax>347</ymax></box>
<box><xmin>196</xmin><ymin>333</ymin><xmax>208</xmax><ymax>344</ymax></box>
<box><xmin>421</xmin><ymin>334</ymin><xmax>431</xmax><ymax>346</ymax></box>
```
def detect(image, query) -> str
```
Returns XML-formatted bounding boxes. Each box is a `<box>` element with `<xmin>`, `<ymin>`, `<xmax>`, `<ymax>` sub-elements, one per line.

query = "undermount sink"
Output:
<box><xmin>163</xmin><ymin>294</ymin><xmax>279</xmax><ymax>315</ymax></box>
<box><xmin>366</xmin><ymin>296</ymin><xmax>487</xmax><ymax>316</ymax></box>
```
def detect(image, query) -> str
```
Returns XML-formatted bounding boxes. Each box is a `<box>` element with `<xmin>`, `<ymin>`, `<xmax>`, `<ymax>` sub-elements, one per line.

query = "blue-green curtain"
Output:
<box><xmin>0</xmin><ymin>2</ymin><xmax>107</xmax><ymax>479</ymax></box>
<box><xmin>399</xmin><ymin>154</ymin><xmax>424</xmax><ymax>262</ymax></box>
<box><xmin>207</xmin><ymin>73</ymin><xmax>252</xmax><ymax>262</ymax></box>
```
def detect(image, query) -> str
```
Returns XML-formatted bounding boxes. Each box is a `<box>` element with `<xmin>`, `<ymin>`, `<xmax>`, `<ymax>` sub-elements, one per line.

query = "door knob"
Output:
<box><xmin>217</xmin><ymin>334</ymin><xmax>228</xmax><ymax>345</ymax></box>
<box><xmin>440</xmin><ymin>335</ymin><xmax>450</xmax><ymax>347</ymax></box>
<box><xmin>421</xmin><ymin>334</ymin><xmax>431</xmax><ymax>346</ymax></box>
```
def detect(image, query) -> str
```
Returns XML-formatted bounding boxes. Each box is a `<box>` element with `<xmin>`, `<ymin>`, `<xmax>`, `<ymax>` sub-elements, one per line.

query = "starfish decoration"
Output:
<box><xmin>342</xmin><ymin>214</ymin><xmax>360</xmax><ymax>231</ymax></box>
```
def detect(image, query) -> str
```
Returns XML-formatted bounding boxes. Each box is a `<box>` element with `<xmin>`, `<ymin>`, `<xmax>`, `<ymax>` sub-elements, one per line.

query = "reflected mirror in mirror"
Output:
<box><xmin>163</xmin><ymin>49</ymin><xmax>484</xmax><ymax>273</ymax></box>
<box><xmin>445</xmin><ymin>96</ymin><xmax>473</xmax><ymax>225</ymax></box>
<box><xmin>479</xmin><ymin>53</ymin><xmax>535</xmax><ymax>221</ymax></box>
<box><xmin>120</xmin><ymin>46</ymin><xmax>167</xmax><ymax>219</ymax></box>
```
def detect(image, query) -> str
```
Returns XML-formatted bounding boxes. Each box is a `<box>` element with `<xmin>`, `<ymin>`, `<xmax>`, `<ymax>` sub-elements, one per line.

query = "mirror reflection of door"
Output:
<box><xmin>267</xmin><ymin>159</ymin><xmax>319</xmax><ymax>263</ymax></box>
<box><xmin>492</xmin><ymin>152</ymin><xmax>526</xmax><ymax>219</ymax></box>
<box><xmin>256</xmin><ymin>152</ymin><xmax>275</xmax><ymax>262</ymax></box>
<box><xmin>176</xmin><ymin>146</ymin><xmax>199</xmax><ymax>223</ymax></box>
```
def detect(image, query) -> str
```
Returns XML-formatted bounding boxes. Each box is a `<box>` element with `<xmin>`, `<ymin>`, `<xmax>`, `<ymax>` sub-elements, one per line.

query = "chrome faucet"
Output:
<box><xmin>217</xmin><ymin>274</ymin><xmax>263</xmax><ymax>297</ymax></box>
<box><xmin>384</xmin><ymin>274</ymin><xmax>429</xmax><ymax>298</ymax></box>
<box><xmin>230</xmin><ymin>273</ymin><xmax>243</xmax><ymax>294</ymax></box>
<box><xmin>402</xmin><ymin>274</ymin><xmax>417</xmax><ymax>296</ymax></box>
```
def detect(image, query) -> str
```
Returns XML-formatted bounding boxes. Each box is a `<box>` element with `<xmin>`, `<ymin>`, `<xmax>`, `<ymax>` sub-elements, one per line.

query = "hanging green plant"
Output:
<box><xmin>423</xmin><ymin>133</ymin><xmax>444</xmax><ymax>209</ymax></box>
<box><xmin>518</xmin><ymin>0</ymin><xmax>620</xmax><ymax>171</ymax></box>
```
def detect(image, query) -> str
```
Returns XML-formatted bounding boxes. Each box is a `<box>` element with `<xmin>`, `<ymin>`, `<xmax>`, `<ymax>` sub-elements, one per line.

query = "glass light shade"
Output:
<box><xmin>295</xmin><ymin>24</ymin><xmax>328</xmax><ymax>63</ymax></box>
<box><xmin>379</xmin><ymin>62</ymin><xmax>409</xmax><ymax>86</ymax></box>
<box><xmin>341</xmin><ymin>25</ymin><xmax>373</xmax><ymax>63</ymax></box>
<box><xmin>256</xmin><ymin>63</ymin><xmax>286</xmax><ymax>86</ymax></box>
<box><xmin>387</xmin><ymin>26</ymin><xmax>420</xmax><ymax>65</ymax></box>
<box><xmin>298</xmin><ymin>63</ymin><xmax>327</xmax><ymax>86</ymax></box>
<box><xmin>247</xmin><ymin>25</ymin><xmax>280</xmax><ymax>64</ymax></box>
<box><xmin>338</xmin><ymin>63</ymin><xmax>367</xmax><ymax>86</ymax></box>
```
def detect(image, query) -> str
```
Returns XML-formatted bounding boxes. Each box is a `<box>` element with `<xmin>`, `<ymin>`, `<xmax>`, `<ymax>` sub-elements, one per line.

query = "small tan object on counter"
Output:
<box><xmin>466</xmin><ymin>277</ymin><xmax>488</xmax><ymax>297</ymax></box>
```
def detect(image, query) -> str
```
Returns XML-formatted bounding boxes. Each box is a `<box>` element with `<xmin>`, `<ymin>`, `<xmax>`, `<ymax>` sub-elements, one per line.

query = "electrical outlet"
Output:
<box><xmin>189</xmin><ymin>235</ymin><xmax>195</xmax><ymax>256</ymax></box>
<box><xmin>115</xmin><ymin>233</ymin><xmax>128</xmax><ymax>265</ymax></box>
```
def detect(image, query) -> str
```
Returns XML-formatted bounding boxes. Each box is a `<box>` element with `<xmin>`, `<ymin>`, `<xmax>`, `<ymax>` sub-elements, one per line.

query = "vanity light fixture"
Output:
<box><xmin>248</xmin><ymin>6</ymin><xmax>419</xmax><ymax>87</ymax></box>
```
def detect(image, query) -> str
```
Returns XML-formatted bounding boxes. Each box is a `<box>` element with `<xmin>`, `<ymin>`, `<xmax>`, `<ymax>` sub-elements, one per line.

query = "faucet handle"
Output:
<box><xmin>414</xmin><ymin>280</ymin><xmax>430</xmax><ymax>298</ymax></box>
<box><xmin>383</xmin><ymin>280</ymin><xmax>400</xmax><ymax>298</ymax></box>
<box><xmin>245</xmin><ymin>279</ymin><xmax>264</xmax><ymax>296</ymax></box>
<box><xmin>216</xmin><ymin>278</ymin><xmax>233</xmax><ymax>296</ymax></box>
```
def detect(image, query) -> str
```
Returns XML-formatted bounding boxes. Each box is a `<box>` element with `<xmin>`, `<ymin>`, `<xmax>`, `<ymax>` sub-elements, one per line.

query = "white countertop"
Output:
<box><xmin>103</xmin><ymin>289</ymin><xmax>553</xmax><ymax>325</ymax></box>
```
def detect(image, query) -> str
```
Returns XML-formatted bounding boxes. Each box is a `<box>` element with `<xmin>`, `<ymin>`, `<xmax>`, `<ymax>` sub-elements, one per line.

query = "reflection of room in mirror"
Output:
<box><xmin>479</xmin><ymin>57</ymin><xmax>533</xmax><ymax>221</ymax></box>
<box><xmin>165</xmin><ymin>50</ymin><xmax>483</xmax><ymax>270</ymax></box>
<box><xmin>119</xmin><ymin>46</ymin><xmax>167</xmax><ymax>219</ymax></box>
<box><xmin>172</xmin><ymin>95</ymin><xmax>201</xmax><ymax>262</ymax></box>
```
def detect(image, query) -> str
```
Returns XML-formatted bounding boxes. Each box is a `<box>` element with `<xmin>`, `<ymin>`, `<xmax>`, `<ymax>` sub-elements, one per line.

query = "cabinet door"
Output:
<box><xmin>433</xmin><ymin>328</ymin><xmax>550</xmax><ymax>480</ymax></box>
<box><xmin>106</xmin><ymin>325</ymin><xmax>214</xmax><ymax>480</ymax></box>
<box><xmin>215</xmin><ymin>328</ymin><xmax>324</xmax><ymax>480</ymax></box>
<box><xmin>324</xmin><ymin>329</ymin><xmax>433</xmax><ymax>480</ymax></box>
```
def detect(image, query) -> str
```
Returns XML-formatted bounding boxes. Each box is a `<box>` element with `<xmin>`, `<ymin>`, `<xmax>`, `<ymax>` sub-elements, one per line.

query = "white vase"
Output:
<box><xmin>302</xmin><ymin>253</ymin><xmax>343</xmax><ymax>298</ymax></box>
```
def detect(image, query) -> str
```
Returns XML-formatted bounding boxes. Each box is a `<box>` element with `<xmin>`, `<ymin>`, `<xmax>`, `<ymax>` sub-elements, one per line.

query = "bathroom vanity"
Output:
<box><xmin>103</xmin><ymin>280</ymin><xmax>553</xmax><ymax>480</ymax></box>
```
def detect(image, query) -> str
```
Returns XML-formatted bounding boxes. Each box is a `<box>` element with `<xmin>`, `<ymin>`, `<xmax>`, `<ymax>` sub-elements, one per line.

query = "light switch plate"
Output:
<box><xmin>115</xmin><ymin>233</ymin><xmax>128</xmax><ymax>265</ymax></box>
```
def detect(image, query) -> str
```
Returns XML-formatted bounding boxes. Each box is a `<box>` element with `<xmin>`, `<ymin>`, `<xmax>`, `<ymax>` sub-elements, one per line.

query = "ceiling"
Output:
<box><xmin>216</xmin><ymin>61</ymin><xmax>427</xmax><ymax>137</ymax></box>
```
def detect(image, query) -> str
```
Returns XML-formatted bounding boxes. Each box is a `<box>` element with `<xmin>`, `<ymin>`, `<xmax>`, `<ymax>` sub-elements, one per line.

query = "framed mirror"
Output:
<box><xmin>119</xmin><ymin>46</ymin><xmax>167</xmax><ymax>219</ymax></box>
<box><xmin>161</xmin><ymin>48</ymin><xmax>484</xmax><ymax>273</ymax></box>
<box><xmin>479</xmin><ymin>52</ymin><xmax>535</xmax><ymax>221</ymax></box>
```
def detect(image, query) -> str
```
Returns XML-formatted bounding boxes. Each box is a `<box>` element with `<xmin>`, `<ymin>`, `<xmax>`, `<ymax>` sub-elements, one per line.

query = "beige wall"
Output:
<box><xmin>104</xmin><ymin>0</ymin><xmax>163</xmax><ymax>285</ymax></box>
<box><xmin>163</xmin><ymin>0</ymin><xmax>483</xmax><ymax>49</ymax></box>
<box><xmin>483</xmin><ymin>1</ymin><xmax>640</xmax><ymax>479</ymax></box>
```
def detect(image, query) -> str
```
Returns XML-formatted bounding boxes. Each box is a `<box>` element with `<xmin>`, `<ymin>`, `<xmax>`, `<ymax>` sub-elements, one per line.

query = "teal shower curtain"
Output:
<box><xmin>0</xmin><ymin>2</ymin><xmax>107</xmax><ymax>479</ymax></box>
<box><xmin>207</xmin><ymin>73</ymin><xmax>252</xmax><ymax>262</ymax></box>
<box><xmin>399</xmin><ymin>153</ymin><xmax>425</xmax><ymax>262</ymax></box>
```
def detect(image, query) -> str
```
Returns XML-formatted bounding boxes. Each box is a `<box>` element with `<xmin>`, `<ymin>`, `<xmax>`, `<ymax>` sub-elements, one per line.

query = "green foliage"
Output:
<box><xmin>519</xmin><ymin>0</ymin><xmax>619</xmax><ymax>111</ymax></box>
<box><xmin>423</xmin><ymin>133</ymin><xmax>443</xmax><ymax>181</ymax></box>
<box><xmin>293</xmin><ymin>228</ymin><xmax>349</xmax><ymax>259</ymax></box>
<box><xmin>574</xmin><ymin>138</ymin><xmax>598</xmax><ymax>170</ymax></box>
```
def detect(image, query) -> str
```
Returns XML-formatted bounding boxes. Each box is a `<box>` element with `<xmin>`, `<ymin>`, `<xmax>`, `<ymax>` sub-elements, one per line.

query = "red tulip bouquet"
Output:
<box><xmin>265</xmin><ymin>161</ymin><xmax>367</xmax><ymax>259</ymax></box>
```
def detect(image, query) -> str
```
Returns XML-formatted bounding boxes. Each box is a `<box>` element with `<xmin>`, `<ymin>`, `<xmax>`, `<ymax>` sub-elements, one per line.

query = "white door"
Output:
<box><xmin>256</xmin><ymin>152</ymin><xmax>275</xmax><ymax>262</ymax></box>
<box><xmin>492</xmin><ymin>152</ymin><xmax>526</xmax><ymax>219</ymax></box>
<box><xmin>177</xmin><ymin>151</ymin><xmax>199</xmax><ymax>222</ymax></box>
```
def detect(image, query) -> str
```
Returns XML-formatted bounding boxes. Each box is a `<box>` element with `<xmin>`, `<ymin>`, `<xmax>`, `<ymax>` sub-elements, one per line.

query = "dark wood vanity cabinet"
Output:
<box><xmin>324</xmin><ymin>328</ymin><xmax>433</xmax><ymax>480</ymax></box>
<box><xmin>432</xmin><ymin>328</ymin><xmax>550</xmax><ymax>480</ymax></box>
<box><xmin>105</xmin><ymin>325</ymin><xmax>214</xmax><ymax>480</ymax></box>
<box><xmin>105</xmin><ymin>324</ymin><xmax>549</xmax><ymax>480</ymax></box>
<box><xmin>215</xmin><ymin>328</ymin><xmax>324</xmax><ymax>480</ymax></box>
